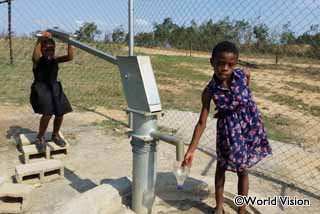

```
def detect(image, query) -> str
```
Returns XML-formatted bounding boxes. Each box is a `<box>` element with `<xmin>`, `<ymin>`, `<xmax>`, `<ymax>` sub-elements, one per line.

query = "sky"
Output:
<box><xmin>0</xmin><ymin>0</ymin><xmax>319</xmax><ymax>38</ymax></box>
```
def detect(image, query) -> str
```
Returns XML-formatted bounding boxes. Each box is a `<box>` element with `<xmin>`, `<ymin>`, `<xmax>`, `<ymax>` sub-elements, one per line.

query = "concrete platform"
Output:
<box><xmin>0</xmin><ymin>183</ymin><xmax>33</xmax><ymax>214</ymax></box>
<box><xmin>15</xmin><ymin>160</ymin><xmax>64</xmax><ymax>184</ymax></box>
<box><xmin>53</xmin><ymin>177</ymin><xmax>132</xmax><ymax>214</ymax></box>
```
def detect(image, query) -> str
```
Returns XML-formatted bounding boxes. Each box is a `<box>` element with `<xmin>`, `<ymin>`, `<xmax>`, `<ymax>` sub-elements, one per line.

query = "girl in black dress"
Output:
<box><xmin>31</xmin><ymin>31</ymin><xmax>73</xmax><ymax>151</ymax></box>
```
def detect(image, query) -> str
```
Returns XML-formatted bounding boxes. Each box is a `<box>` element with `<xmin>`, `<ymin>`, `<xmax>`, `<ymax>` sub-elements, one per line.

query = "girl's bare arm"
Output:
<box><xmin>182</xmin><ymin>87</ymin><xmax>211</xmax><ymax>167</ymax></box>
<box><xmin>56</xmin><ymin>44</ymin><xmax>73</xmax><ymax>63</ymax></box>
<box><xmin>188</xmin><ymin>88</ymin><xmax>211</xmax><ymax>152</ymax></box>
<box><xmin>32</xmin><ymin>39</ymin><xmax>42</xmax><ymax>67</ymax></box>
<box><xmin>243</xmin><ymin>67</ymin><xmax>250</xmax><ymax>85</ymax></box>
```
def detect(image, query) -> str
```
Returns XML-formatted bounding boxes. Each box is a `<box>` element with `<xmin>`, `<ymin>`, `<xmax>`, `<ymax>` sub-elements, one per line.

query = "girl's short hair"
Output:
<box><xmin>212</xmin><ymin>41</ymin><xmax>239</xmax><ymax>59</ymax></box>
<box><xmin>41</xmin><ymin>38</ymin><xmax>55</xmax><ymax>48</ymax></box>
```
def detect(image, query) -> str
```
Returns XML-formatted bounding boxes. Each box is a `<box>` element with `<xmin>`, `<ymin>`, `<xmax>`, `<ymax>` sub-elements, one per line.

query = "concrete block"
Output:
<box><xmin>47</xmin><ymin>141</ymin><xmax>69</xmax><ymax>159</ymax></box>
<box><xmin>22</xmin><ymin>144</ymin><xmax>50</xmax><ymax>164</ymax></box>
<box><xmin>0</xmin><ymin>183</ymin><xmax>33</xmax><ymax>213</ymax></box>
<box><xmin>15</xmin><ymin>160</ymin><xmax>64</xmax><ymax>184</ymax></box>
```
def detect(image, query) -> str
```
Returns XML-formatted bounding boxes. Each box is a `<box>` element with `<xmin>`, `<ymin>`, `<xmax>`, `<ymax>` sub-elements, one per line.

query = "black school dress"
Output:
<box><xmin>30</xmin><ymin>57</ymin><xmax>72</xmax><ymax>116</ymax></box>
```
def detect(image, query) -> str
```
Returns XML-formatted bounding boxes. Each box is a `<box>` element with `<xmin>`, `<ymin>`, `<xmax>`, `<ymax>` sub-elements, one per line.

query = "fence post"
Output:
<box><xmin>128</xmin><ymin>0</ymin><xmax>134</xmax><ymax>56</ymax></box>
<box><xmin>8</xmin><ymin>0</ymin><xmax>13</xmax><ymax>64</ymax></box>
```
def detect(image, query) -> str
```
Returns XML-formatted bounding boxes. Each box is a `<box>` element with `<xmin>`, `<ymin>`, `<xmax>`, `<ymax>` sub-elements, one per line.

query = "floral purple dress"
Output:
<box><xmin>207</xmin><ymin>68</ymin><xmax>272</xmax><ymax>172</ymax></box>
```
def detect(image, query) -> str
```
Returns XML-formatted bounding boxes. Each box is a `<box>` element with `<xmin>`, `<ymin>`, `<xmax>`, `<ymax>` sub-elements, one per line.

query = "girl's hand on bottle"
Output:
<box><xmin>182</xmin><ymin>151</ymin><xmax>195</xmax><ymax>168</ymax></box>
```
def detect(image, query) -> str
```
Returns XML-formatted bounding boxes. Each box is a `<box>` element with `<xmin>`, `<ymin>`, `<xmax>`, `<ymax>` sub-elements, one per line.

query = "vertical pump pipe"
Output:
<box><xmin>130</xmin><ymin>113</ymin><xmax>158</xmax><ymax>214</ymax></box>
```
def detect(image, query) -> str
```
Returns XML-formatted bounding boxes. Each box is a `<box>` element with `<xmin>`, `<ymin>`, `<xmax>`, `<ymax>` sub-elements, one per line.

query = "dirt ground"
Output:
<box><xmin>0</xmin><ymin>104</ymin><xmax>238</xmax><ymax>214</ymax></box>
<box><xmin>0</xmin><ymin>104</ymin><xmax>319</xmax><ymax>214</ymax></box>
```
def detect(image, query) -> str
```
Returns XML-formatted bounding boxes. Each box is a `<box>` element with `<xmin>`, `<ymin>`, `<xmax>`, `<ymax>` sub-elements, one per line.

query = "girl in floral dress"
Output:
<box><xmin>182</xmin><ymin>41</ymin><xmax>272</xmax><ymax>214</ymax></box>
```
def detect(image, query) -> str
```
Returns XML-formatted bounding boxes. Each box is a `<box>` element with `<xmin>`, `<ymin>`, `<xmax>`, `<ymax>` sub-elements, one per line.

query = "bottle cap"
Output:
<box><xmin>177</xmin><ymin>185</ymin><xmax>183</xmax><ymax>190</ymax></box>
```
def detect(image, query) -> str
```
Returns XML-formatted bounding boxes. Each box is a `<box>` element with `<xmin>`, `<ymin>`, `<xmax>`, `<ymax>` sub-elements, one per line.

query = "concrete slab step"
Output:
<box><xmin>15</xmin><ymin>160</ymin><xmax>64</xmax><ymax>184</ymax></box>
<box><xmin>0</xmin><ymin>183</ymin><xmax>33</xmax><ymax>214</ymax></box>
<box><xmin>53</xmin><ymin>177</ymin><xmax>132</xmax><ymax>214</ymax></box>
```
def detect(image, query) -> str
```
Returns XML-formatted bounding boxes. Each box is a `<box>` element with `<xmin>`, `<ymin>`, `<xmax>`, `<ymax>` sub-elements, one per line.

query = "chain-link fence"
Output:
<box><xmin>135</xmin><ymin>0</ymin><xmax>320</xmax><ymax>197</ymax></box>
<box><xmin>0</xmin><ymin>0</ymin><xmax>319</xmax><ymax>213</ymax></box>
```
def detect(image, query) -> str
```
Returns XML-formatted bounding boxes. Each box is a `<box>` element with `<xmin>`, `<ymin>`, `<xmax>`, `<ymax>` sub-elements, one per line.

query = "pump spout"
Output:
<box><xmin>150</xmin><ymin>131</ymin><xmax>184</xmax><ymax>162</ymax></box>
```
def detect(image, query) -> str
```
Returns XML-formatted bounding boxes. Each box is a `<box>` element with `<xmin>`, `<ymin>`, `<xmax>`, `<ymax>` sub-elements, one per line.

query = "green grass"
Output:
<box><xmin>92</xmin><ymin>119</ymin><xmax>123</xmax><ymax>129</ymax></box>
<box><xmin>249</xmin><ymin>82</ymin><xmax>269</xmax><ymax>94</ymax></box>
<box><xmin>259</xmin><ymin>63</ymin><xmax>320</xmax><ymax>80</ymax></box>
<box><xmin>0</xmin><ymin>45</ymin><xmax>207</xmax><ymax>115</ymax></box>
<box><xmin>152</xmin><ymin>55</ymin><xmax>211</xmax><ymax>82</ymax></box>
<box><xmin>92</xmin><ymin>119</ymin><xmax>125</xmax><ymax>136</ymax></box>
<box><xmin>266</xmin><ymin>94</ymin><xmax>320</xmax><ymax>117</ymax></box>
<box><xmin>158</xmin><ymin>125</ymin><xmax>178</xmax><ymax>135</ymax></box>
<box><xmin>262</xmin><ymin>114</ymin><xmax>299</xmax><ymax>144</ymax></box>
<box><xmin>286</xmin><ymin>81</ymin><xmax>320</xmax><ymax>93</ymax></box>
<box><xmin>151</xmin><ymin>55</ymin><xmax>211</xmax><ymax>112</ymax></box>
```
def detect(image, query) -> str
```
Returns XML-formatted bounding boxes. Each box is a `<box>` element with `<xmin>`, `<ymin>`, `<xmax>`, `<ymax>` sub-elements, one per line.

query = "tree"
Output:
<box><xmin>215</xmin><ymin>17</ymin><xmax>235</xmax><ymax>41</ymax></box>
<box><xmin>112</xmin><ymin>26</ymin><xmax>126</xmax><ymax>43</ymax></box>
<box><xmin>74</xmin><ymin>22</ymin><xmax>101</xmax><ymax>42</ymax></box>
<box><xmin>154</xmin><ymin>18</ymin><xmax>178</xmax><ymax>47</ymax></box>
<box><xmin>280</xmin><ymin>23</ymin><xmax>296</xmax><ymax>45</ymax></box>
<box><xmin>296</xmin><ymin>25</ymin><xmax>320</xmax><ymax>59</ymax></box>
<box><xmin>308</xmin><ymin>24</ymin><xmax>319</xmax><ymax>35</ymax></box>
<box><xmin>104</xmin><ymin>33</ymin><xmax>112</xmax><ymax>43</ymax></box>
<box><xmin>253</xmin><ymin>24</ymin><xmax>269</xmax><ymax>48</ymax></box>
<box><xmin>186</xmin><ymin>20</ymin><xmax>198</xmax><ymax>52</ymax></box>
<box><xmin>296</xmin><ymin>25</ymin><xmax>320</xmax><ymax>45</ymax></box>
<box><xmin>233</xmin><ymin>20</ymin><xmax>252</xmax><ymax>45</ymax></box>
<box><xmin>135</xmin><ymin>32</ymin><xmax>154</xmax><ymax>47</ymax></box>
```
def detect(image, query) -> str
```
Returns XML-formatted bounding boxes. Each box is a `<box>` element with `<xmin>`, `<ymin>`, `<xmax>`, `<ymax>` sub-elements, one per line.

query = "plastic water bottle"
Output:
<box><xmin>173</xmin><ymin>161</ymin><xmax>190</xmax><ymax>190</ymax></box>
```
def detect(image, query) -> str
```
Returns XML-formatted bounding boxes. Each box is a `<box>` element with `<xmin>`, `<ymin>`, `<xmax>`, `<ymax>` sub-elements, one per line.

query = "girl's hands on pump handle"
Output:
<box><xmin>37</xmin><ymin>31</ymin><xmax>52</xmax><ymax>40</ymax></box>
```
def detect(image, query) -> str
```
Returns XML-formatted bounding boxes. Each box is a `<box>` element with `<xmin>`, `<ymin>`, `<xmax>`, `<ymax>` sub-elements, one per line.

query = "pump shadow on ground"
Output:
<box><xmin>64</xmin><ymin>167</ymin><xmax>98</xmax><ymax>193</ymax></box>
<box><xmin>6</xmin><ymin>126</ymin><xmax>35</xmax><ymax>153</ymax></box>
<box><xmin>6</xmin><ymin>126</ymin><xmax>36</xmax><ymax>140</ymax></box>
<box><xmin>73</xmin><ymin>105</ymin><xmax>129</xmax><ymax>128</ymax></box>
<box><xmin>101</xmin><ymin>177</ymin><xmax>132</xmax><ymax>208</ymax></box>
